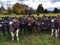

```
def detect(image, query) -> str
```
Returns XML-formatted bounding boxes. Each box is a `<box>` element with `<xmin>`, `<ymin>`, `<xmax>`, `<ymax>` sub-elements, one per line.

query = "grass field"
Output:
<box><xmin>0</xmin><ymin>13</ymin><xmax>60</xmax><ymax>17</ymax></box>
<box><xmin>0</xmin><ymin>13</ymin><xmax>60</xmax><ymax>45</ymax></box>
<box><xmin>0</xmin><ymin>31</ymin><xmax>60</xmax><ymax>45</ymax></box>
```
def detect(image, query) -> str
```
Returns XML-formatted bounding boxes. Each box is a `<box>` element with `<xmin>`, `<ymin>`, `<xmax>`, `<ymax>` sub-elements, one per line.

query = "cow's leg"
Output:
<box><xmin>51</xmin><ymin>29</ymin><xmax>54</xmax><ymax>36</ymax></box>
<box><xmin>58</xmin><ymin>28</ymin><xmax>60</xmax><ymax>39</ymax></box>
<box><xmin>38</xmin><ymin>29</ymin><xmax>41</xmax><ymax>35</ymax></box>
<box><xmin>11</xmin><ymin>32</ymin><xmax>15</xmax><ymax>41</ymax></box>
<box><xmin>55</xmin><ymin>29</ymin><xmax>58</xmax><ymax>38</ymax></box>
<box><xmin>16</xmin><ymin>29</ymin><xmax>19</xmax><ymax>42</ymax></box>
<box><xmin>2</xmin><ymin>30</ymin><xmax>6</xmax><ymax>36</ymax></box>
<box><xmin>7</xmin><ymin>26</ymin><xmax>10</xmax><ymax>35</ymax></box>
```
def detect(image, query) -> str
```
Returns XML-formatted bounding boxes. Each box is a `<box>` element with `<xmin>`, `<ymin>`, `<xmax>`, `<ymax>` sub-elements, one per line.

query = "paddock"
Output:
<box><xmin>0</xmin><ymin>13</ymin><xmax>60</xmax><ymax>45</ymax></box>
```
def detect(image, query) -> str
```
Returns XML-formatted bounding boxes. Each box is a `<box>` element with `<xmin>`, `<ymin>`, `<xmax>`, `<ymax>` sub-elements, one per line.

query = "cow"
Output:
<box><xmin>41</xmin><ymin>15</ymin><xmax>49</xmax><ymax>30</ymax></box>
<box><xmin>50</xmin><ymin>16</ymin><xmax>59</xmax><ymax>38</ymax></box>
<box><xmin>0</xmin><ymin>17</ymin><xmax>3</xmax><ymax>32</ymax></box>
<box><xmin>19</xmin><ymin>16</ymin><xmax>27</xmax><ymax>35</ymax></box>
<box><xmin>35</xmin><ymin>17</ymin><xmax>41</xmax><ymax>34</ymax></box>
<box><xmin>1</xmin><ymin>17</ymin><xmax>10</xmax><ymax>36</ymax></box>
<box><xmin>9</xmin><ymin>17</ymin><xmax>20</xmax><ymax>41</ymax></box>
<box><xmin>26</xmin><ymin>16</ymin><xmax>35</xmax><ymax>34</ymax></box>
<box><xmin>57</xmin><ymin>16</ymin><xmax>60</xmax><ymax>39</ymax></box>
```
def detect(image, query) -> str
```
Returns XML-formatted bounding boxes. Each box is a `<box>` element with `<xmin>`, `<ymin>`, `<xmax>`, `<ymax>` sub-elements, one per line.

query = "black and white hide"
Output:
<box><xmin>9</xmin><ymin>18</ymin><xmax>20</xmax><ymax>41</ymax></box>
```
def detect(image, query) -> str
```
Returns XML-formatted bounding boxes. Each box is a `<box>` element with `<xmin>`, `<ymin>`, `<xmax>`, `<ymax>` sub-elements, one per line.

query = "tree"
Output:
<box><xmin>12</xmin><ymin>3</ymin><xmax>20</xmax><ymax>14</ymax></box>
<box><xmin>24</xmin><ymin>5</ymin><xmax>29</xmax><ymax>14</ymax></box>
<box><xmin>0</xmin><ymin>8</ymin><xmax>2</xmax><ymax>14</ymax></box>
<box><xmin>7</xmin><ymin>7</ymin><xmax>12</xmax><ymax>14</ymax></box>
<box><xmin>53</xmin><ymin>8</ymin><xmax>58</xmax><ymax>13</ymax></box>
<box><xmin>0</xmin><ymin>6</ymin><xmax>5</xmax><ymax>14</ymax></box>
<box><xmin>29</xmin><ymin>7</ymin><xmax>33</xmax><ymax>15</ymax></box>
<box><xmin>44</xmin><ymin>9</ymin><xmax>48</xmax><ymax>13</ymax></box>
<box><xmin>12</xmin><ymin>3</ymin><xmax>25</xmax><ymax>14</ymax></box>
<box><xmin>1</xmin><ymin>6</ymin><xmax>5</xmax><ymax>11</ymax></box>
<box><xmin>37</xmin><ymin>4</ymin><xmax>44</xmax><ymax>13</ymax></box>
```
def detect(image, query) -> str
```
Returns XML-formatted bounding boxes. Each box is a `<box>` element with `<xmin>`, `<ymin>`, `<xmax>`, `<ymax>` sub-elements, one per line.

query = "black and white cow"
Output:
<box><xmin>0</xmin><ymin>17</ymin><xmax>3</xmax><ymax>32</ymax></box>
<box><xmin>0</xmin><ymin>17</ymin><xmax>10</xmax><ymax>36</ymax></box>
<box><xmin>35</xmin><ymin>17</ymin><xmax>41</xmax><ymax>34</ymax></box>
<box><xmin>9</xmin><ymin>18</ymin><xmax>20</xmax><ymax>41</ymax></box>
<box><xmin>57</xmin><ymin>16</ymin><xmax>60</xmax><ymax>38</ymax></box>
<box><xmin>50</xmin><ymin>17</ymin><xmax>59</xmax><ymax>38</ymax></box>
<box><xmin>19</xmin><ymin>16</ymin><xmax>27</xmax><ymax>35</ymax></box>
<box><xmin>41</xmin><ymin>15</ymin><xmax>49</xmax><ymax>30</ymax></box>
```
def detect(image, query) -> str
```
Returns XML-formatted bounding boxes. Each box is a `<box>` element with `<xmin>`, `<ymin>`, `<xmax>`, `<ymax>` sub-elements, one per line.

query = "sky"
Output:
<box><xmin>0</xmin><ymin>0</ymin><xmax>60</xmax><ymax>11</ymax></box>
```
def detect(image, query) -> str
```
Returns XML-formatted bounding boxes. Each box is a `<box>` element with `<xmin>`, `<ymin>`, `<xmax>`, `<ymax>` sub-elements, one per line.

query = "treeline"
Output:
<box><xmin>0</xmin><ymin>3</ymin><xmax>34</xmax><ymax>15</ymax></box>
<box><xmin>0</xmin><ymin>3</ymin><xmax>60</xmax><ymax>15</ymax></box>
<box><xmin>37</xmin><ymin>4</ymin><xmax>60</xmax><ymax>14</ymax></box>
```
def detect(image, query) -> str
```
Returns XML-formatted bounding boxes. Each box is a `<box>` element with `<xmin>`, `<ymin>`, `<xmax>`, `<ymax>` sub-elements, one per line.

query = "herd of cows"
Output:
<box><xmin>0</xmin><ymin>14</ymin><xmax>60</xmax><ymax>41</ymax></box>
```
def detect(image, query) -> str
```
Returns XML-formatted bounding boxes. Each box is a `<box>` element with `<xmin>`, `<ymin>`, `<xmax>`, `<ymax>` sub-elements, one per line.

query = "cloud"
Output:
<box><xmin>0</xmin><ymin>0</ymin><xmax>60</xmax><ymax>11</ymax></box>
<box><xmin>23</xmin><ymin>0</ymin><xmax>60</xmax><ymax>10</ymax></box>
<box><xmin>51</xmin><ymin>0</ymin><xmax>60</xmax><ymax>2</ymax></box>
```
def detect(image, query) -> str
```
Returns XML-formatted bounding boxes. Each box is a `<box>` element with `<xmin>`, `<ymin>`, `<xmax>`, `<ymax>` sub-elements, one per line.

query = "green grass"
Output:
<box><xmin>0</xmin><ymin>31</ymin><xmax>60</xmax><ymax>45</ymax></box>
<box><xmin>0</xmin><ymin>13</ymin><xmax>60</xmax><ymax>17</ymax></box>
